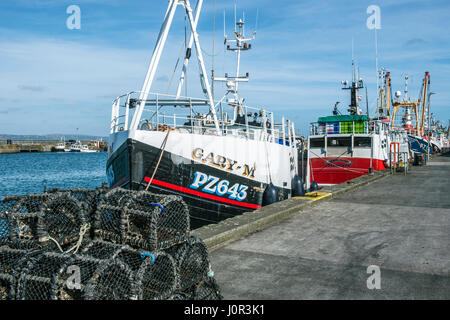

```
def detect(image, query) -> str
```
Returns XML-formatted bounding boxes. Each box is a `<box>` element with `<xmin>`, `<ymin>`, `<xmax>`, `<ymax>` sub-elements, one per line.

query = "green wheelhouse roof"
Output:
<box><xmin>318</xmin><ymin>115</ymin><xmax>369</xmax><ymax>123</ymax></box>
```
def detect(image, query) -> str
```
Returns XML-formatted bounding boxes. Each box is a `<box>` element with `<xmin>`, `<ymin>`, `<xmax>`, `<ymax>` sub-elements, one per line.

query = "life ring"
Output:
<box><xmin>266</xmin><ymin>121</ymin><xmax>271</xmax><ymax>129</ymax></box>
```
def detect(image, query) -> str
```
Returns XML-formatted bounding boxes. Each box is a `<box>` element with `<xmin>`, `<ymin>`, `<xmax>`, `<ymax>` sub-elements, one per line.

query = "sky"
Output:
<box><xmin>0</xmin><ymin>0</ymin><xmax>449</xmax><ymax>137</ymax></box>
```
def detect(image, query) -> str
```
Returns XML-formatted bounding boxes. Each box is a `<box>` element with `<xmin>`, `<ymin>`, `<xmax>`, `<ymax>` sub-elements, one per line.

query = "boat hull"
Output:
<box><xmin>106</xmin><ymin>135</ymin><xmax>294</xmax><ymax>227</ymax></box>
<box><xmin>309</xmin><ymin>157</ymin><xmax>386</xmax><ymax>185</ymax></box>
<box><xmin>408</xmin><ymin>135</ymin><xmax>433</xmax><ymax>154</ymax></box>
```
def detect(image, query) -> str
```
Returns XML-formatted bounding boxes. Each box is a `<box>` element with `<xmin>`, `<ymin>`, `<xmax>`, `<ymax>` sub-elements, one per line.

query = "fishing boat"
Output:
<box><xmin>106</xmin><ymin>1</ymin><xmax>300</xmax><ymax>226</ymax></box>
<box><xmin>68</xmin><ymin>141</ymin><xmax>98</xmax><ymax>153</ymax></box>
<box><xmin>390</xmin><ymin>72</ymin><xmax>433</xmax><ymax>156</ymax></box>
<box><xmin>53</xmin><ymin>137</ymin><xmax>66</xmax><ymax>152</ymax></box>
<box><xmin>306</xmin><ymin>62</ymin><xmax>395</xmax><ymax>187</ymax></box>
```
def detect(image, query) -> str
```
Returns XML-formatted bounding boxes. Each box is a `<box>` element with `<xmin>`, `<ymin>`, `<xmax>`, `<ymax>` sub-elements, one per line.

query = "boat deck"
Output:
<box><xmin>202</xmin><ymin>153</ymin><xmax>450</xmax><ymax>299</ymax></box>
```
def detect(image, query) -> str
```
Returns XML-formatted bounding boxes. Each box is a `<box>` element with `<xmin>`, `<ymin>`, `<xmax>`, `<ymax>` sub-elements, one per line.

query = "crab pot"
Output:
<box><xmin>47</xmin><ymin>188</ymin><xmax>104</xmax><ymax>225</ymax></box>
<box><xmin>38</xmin><ymin>193</ymin><xmax>88</xmax><ymax>249</ymax></box>
<box><xmin>16</xmin><ymin>252</ymin><xmax>72</xmax><ymax>300</ymax></box>
<box><xmin>168</xmin><ymin>235</ymin><xmax>210</xmax><ymax>291</ymax></box>
<box><xmin>125</xmin><ymin>192</ymin><xmax>190</xmax><ymax>250</ymax></box>
<box><xmin>51</xmin><ymin>255</ymin><xmax>105</xmax><ymax>300</ymax></box>
<box><xmin>193</xmin><ymin>277</ymin><xmax>224</xmax><ymax>300</ymax></box>
<box><xmin>81</xmin><ymin>240</ymin><xmax>145</xmax><ymax>272</ymax></box>
<box><xmin>0</xmin><ymin>214</ymin><xmax>9</xmax><ymax>245</ymax></box>
<box><xmin>81</xmin><ymin>239</ymin><xmax>123</xmax><ymax>260</ymax></box>
<box><xmin>4</xmin><ymin>194</ymin><xmax>50</xmax><ymax>214</ymax></box>
<box><xmin>128</xmin><ymin>192</ymin><xmax>190</xmax><ymax>244</ymax></box>
<box><xmin>97</xmin><ymin>188</ymin><xmax>133</xmax><ymax>208</ymax></box>
<box><xmin>0</xmin><ymin>274</ymin><xmax>15</xmax><ymax>300</ymax></box>
<box><xmin>134</xmin><ymin>252</ymin><xmax>178</xmax><ymax>300</ymax></box>
<box><xmin>0</xmin><ymin>247</ymin><xmax>32</xmax><ymax>300</ymax></box>
<box><xmin>85</xmin><ymin>258</ymin><xmax>136</xmax><ymax>300</ymax></box>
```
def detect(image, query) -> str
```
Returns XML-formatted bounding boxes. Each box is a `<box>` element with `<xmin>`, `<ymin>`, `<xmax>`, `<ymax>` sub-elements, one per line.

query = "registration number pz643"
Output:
<box><xmin>190</xmin><ymin>172</ymin><xmax>248</xmax><ymax>201</ymax></box>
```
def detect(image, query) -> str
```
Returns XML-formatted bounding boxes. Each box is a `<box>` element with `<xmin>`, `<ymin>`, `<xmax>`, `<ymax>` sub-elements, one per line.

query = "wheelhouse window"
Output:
<box><xmin>354</xmin><ymin>137</ymin><xmax>372</xmax><ymax>148</ymax></box>
<box><xmin>327</xmin><ymin>137</ymin><xmax>351</xmax><ymax>147</ymax></box>
<box><xmin>310</xmin><ymin>138</ymin><xmax>325</xmax><ymax>148</ymax></box>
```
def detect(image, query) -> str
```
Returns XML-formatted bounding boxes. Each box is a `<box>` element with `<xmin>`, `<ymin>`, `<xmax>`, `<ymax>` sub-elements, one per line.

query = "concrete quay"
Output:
<box><xmin>194</xmin><ymin>153</ymin><xmax>450</xmax><ymax>299</ymax></box>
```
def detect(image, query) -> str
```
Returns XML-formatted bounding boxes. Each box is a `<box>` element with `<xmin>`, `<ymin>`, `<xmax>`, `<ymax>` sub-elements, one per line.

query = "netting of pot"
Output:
<box><xmin>16</xmin><ymin>251</ymin><xmax>72</xmax><ymax>300</ymax></box>
<box><xmin>51</xmin><ymin>254</ymin><xmax>110</xmax><ymax>300</ymax></box>
<box><xmin>5</xmin><ymin>194</ymin><xmax>51</xmax><ymax>249</ymax></box>
<box><xmin>167</xmin><ymin>235</ymin><xmax>210</xmax><ymax>292</ymax></box>
<box><xmin>84</xmin><ymin>258</ymin><xmax>136</xmax><ymax>300</ymax></box>
<box><xmin>133</xmin><ymin>251</ymin><xmax>179</xmax><ymax>300</ymax></box>
<box><xmin>37</xmin><ymin>193</ymin><xmax>89</xmax><ymax>252</ymax></box>
<box><xmin>0</xmin><ymin>247</ymin><xmax>32</xmax><ymax>300</ymax></box>
<box><xmin>138</xmin><ymin>193</ymin><xmax>190</xmax><ymax>249</ymax></box>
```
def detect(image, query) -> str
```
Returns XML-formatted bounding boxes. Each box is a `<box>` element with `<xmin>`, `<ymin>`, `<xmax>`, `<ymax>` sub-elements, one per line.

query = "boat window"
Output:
<box><xmin>310</xmin><ymin>138</ymin><xmax>324</xmax><ymax>148</ymax></box>
<box><xmin>327</xmin><ymin>137</ymin><xmax>351</xmax><ymax>147</ymax></box>
<box><xmin>354</xmin><ymin>137</ymin><xmax>372</xmax><ymax>147</ymax></box>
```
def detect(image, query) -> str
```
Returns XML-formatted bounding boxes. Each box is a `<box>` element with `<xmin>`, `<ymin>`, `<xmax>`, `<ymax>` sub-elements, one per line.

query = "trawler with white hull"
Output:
<box><xmin>106</xmin><ymin>1</ymin><xmax>300</xmax><ymax>226</ymax></box>
<box><xmin>306</xmin><ymin>64</ymin><xmax>398</xmax><ymax>187</ymax></box>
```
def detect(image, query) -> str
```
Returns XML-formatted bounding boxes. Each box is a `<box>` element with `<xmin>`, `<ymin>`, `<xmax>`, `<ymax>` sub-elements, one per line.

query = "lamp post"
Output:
<box><xmin>427</xmin><ymin>92</ymin><xmax>436</xmax><ymax>162</ymax></box>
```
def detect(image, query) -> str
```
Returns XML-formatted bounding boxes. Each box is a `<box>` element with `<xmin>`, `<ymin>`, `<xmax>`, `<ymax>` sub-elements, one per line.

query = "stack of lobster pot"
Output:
<box><xmin>0</xmin><ymin>187</ymin><xmax>222</xmax><ymax>300</ymax></box>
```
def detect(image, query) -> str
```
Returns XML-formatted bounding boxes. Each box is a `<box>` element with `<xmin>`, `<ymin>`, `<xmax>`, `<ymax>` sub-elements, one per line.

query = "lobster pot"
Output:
<box><xmin>0</xmin><ymin>205</ymin><xmax>10</xmax><ymax>245</ymax></box>
<box><xmin>52</xmin><ymin>255</ymin><xmax>107</xmax><ymax>300</ymax></box>
<box><xmin>0</xmin><ymin>247</ymin><xmax>32</xmax><ymax>300</ymax></box>
<box><xmin>39</xmin><ymin>193</ymin><xmax>89</xmax><ymax>250</ymax></box>
<box><xmin>81</xmin><ymin>239</ymin><xmax>123</xmax><ymax>260</ymax></box>
<box><xmin>193</xmin><ymin>277</ymin><xmax>224</xmax><ymax>300</ymax></box>
<box><xmin>47</xmin><ymin>187</ymin><xmax>107</xmax><ymax>224</ymax></box>
<box><xmin>94</xmin><ymin>189</ymin><xmax>190</xmax><ymax>251</ymax></box>
<box><xmin>0</xmin><ymin>273</ymin><xmax>15</xmax><ymax>300</ymax></box>
<box><xmin>168</xmin><ymin>235</ymin><xmax>210</xmax><ymax>291</ymax></box>
<box><xmin>16</xmin><ymin>252</ymin><xmax>72</xmax><ymax>300</ymax></box>
<box><xmin>134</xmin><ymin>252</ymin><xmax>178</xmax><ymax>300</ymax></box>
<box><xmin>93</xmin><ymin>188</ymin><xmax>136</xmax><ymax>244</ymax></box>
<box><xmin>4</xmin><ymin>194</ymin><xmax>50</xmax><ymax>249</ymax></box>
<box><xmin>81</xmin><ymin>240</ymin><xmax>146</xmax><ymax>272</ymax></box>
<box><xmin>84</xmin><ymin>258</ymin><xmax>136</xmax><ymax>300</ymax></box>
<box><xmin>167</xmin><ymin>293</ymin><xmax>190</xmax><ymax>300</ymax></box>
<box><xmin>127</xmin><ymin>192</ymin><xmax>190</xmax><ymax>247</ymax></box>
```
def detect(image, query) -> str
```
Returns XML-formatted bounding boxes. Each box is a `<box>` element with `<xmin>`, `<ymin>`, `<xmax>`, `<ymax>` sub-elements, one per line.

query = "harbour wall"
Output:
<box><xmin>0</xmin><ymin>140</ymin><xmax>108</xmax><ymax>154</ymax></box>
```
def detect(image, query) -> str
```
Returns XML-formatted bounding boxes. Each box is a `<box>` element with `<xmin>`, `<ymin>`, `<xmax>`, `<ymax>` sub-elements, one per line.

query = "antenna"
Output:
<box><xmin>223</xmin><ymin>10</ymin><xmax>226</xmax><ymax>39</ymax></box>
<box><xmin>255</xmin><ymin>8</ymin><xmax>259</xmax><ymax>36</ymax></box>
<box><xmin>234</xmin><ymin>1</ymin><xmax>237</xmax><ymax>32</ymax></box>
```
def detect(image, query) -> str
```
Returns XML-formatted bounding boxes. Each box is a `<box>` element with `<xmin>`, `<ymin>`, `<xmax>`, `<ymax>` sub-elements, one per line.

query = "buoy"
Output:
<box><xmin>309</xmin><ymin>181</ymin><xmax>319</xmax><ymax>192</ymax></box>
<box><xmin>291</xmin><ymin>175</ymin><xmax>305</xmax><ymax>197</ymax></box>
<box><xmin>263</xmin><ymin>183</ymin><xmax>279</xmax><ymax>206</ymax></box>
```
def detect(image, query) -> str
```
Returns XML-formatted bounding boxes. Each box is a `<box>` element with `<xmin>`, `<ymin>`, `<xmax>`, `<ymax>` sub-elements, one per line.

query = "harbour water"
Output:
<box><xmin>0</xmin><ymin>152</ymin><xmax>107</xmax><ymax>197</ymax></box>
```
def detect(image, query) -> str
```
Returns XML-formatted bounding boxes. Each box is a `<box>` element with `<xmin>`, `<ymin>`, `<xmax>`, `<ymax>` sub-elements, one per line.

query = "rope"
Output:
<box><xmin>44</xmin><ymin>223</ymin><xmax>91</xmax><ymax>254</ymax></box>
<box><xmin>66</xmin><ymin>223</ymin><xmax>91</xmax><ymax>254</ymax></box>
<box><xmin>145</xmin><ymin>128</ymin><xmax>171</xmax><ymax>191</ymax></box>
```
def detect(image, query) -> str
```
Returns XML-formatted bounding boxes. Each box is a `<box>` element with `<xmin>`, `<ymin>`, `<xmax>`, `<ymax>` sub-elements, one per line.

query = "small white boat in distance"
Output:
<box><xmin>69</xmin><ymin>141</ymin><xmax>98</xmax><ymax>153</ymax></box>
<box><xmin>54</xmin><ymin>137</ymin><xmax>66</xmax><ymax>152</ymax></box>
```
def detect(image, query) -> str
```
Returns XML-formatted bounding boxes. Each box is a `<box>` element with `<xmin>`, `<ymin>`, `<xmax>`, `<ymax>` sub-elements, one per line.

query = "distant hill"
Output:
<box><xmin>0</xmin><ymin>134</ymin><xmax>108</xmax><ymax>142</ymax></box>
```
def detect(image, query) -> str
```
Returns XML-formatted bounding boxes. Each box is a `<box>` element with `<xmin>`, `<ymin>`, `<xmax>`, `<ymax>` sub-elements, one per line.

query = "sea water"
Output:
<box><xmin>0</xmin><ymin>152</ymin><xmax>107</xmax><ymax>197</ymax></box>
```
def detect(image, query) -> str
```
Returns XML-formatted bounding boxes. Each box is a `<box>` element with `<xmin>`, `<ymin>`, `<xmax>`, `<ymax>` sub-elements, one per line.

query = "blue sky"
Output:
<box><xmin>0</xmin><ymin>0</ymin><xmax>449</xmax><ymax>137</ymax></box>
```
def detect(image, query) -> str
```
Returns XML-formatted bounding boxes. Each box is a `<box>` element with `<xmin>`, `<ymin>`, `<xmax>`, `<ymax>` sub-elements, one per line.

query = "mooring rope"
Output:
<box><xmin>145</xmin><ymin>127</ymin><xmax>171</xmax><ymax>191</ymax></box>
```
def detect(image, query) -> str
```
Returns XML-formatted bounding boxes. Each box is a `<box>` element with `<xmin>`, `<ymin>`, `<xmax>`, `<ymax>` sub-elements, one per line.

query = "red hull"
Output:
<box><xmin>309</xmin><ymin>157</ymin><xmax>386</xmax><ymax>185</ymax></box>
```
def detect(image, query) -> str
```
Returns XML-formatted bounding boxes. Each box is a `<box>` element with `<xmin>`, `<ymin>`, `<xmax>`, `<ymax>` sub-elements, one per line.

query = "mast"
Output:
<box><xmin>214</xmin><ymin>12</ymin><xmax>256</xmax><ymax>119</ymax></box>
<box><xmin>419</xmin><ymin>72</ymin><xmax>430</xmax><ymax>137</ymax></box>
<box><xmin>342</xmin><ymin>59</ymin><xmax>364</xmax><ymax>115</ymax></box>
<box><xmin>131</xmin><ymin>0</ymin><xmax>221</xmax><ymax>135</ymax></box>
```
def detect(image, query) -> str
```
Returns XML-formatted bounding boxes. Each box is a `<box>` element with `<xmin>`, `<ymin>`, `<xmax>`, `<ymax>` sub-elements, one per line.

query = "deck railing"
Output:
<box><xmin>110</xmin><ymin>92</ymin><xmax>297</xmax><ymax>147</ymax></box>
